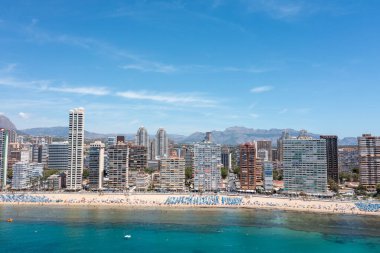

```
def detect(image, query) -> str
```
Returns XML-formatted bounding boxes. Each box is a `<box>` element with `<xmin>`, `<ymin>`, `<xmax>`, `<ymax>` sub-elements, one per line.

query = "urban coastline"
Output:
<box><xmin>0</xmin><ymin>109</ymin><xmax>380</xmax><ymax>217</ymax></box>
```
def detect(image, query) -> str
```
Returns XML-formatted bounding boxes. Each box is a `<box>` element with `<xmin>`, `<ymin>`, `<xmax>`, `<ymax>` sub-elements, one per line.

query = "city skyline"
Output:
<box><xmin>1</xmin><ymin>1</ymin><xmax>380</xmax><ymax>137</ymax></box>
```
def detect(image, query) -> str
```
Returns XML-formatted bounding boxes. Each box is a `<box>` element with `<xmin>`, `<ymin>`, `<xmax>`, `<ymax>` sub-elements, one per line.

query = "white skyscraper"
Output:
<box><xmin>67</xmin><ymin>108</ymin><xmax>85</xmax><ymax>190</ymax></box>
<box><xmin>0</xmin><ymin>129</ymin><xmax>9</xmax><ymax>190</ymax></box>
<box><xmin>89</xmin><ymin>141</ymin><xmax>105</xmax><ymax>190</ymax></box>
<box><xmin>193</xmin><ymin>140</ymin><xmax>222</xmax><ymax>192</ymax></box>
<box><xmin>155</xmin><ymin>128</ymin><xmax>168</xmax><ymax>158</ymax></box>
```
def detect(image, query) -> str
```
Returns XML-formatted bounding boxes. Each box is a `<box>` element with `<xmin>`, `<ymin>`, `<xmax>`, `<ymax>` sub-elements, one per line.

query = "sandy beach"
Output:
<box><xmin>1</xmin><ymin>193</ymin><xmax>379</xmax><ymax>216</ymax></box>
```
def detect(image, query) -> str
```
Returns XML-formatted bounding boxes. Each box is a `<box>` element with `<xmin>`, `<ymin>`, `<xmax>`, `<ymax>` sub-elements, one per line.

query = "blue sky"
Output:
<box><xmin>0</xmin><ymin>0</ymin><xmax>379</xmax><ymax>137</ymax></box>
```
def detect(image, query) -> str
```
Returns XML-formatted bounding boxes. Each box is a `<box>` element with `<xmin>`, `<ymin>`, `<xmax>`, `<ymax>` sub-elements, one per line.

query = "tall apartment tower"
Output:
<box><xmin>108</xmin><ymin>142</ymin><xmax>129</xmax><ymax>189</ymax></box>
<box><xmin>160</xmin><ymin>152</ymin><xmax>186</xmax><ymax>191</ymax></box>
<box><xmin>67</xmin><ymin>108</ymin><xmax>85</xmax><ymax>190</ymax></box>
<box><xmin>277</xmin><ymin>131</ymin><xmax>290</xmax><ymax>162</ymax></box>
<box><xmin>89</xmin><ymin>141</ymin><xmax>105</xmax><ymax>190</ymax></box>
<box><xmin>257</xmin><ymin>140</ymin><xmax>272</xmax><ymax>162</ymax></box>
<box><xmin>283</xmin><ymin>138</ymin><xmax>327</xmax><ymax>194</ymax></box>
<box><xmin>156</xmin><ymin>128</ymin><xmax>168</xmax><ymax>158</ymax></box>
<box><xmin>0</xmin><ymin>129</ymin><xmax>9</xmax><ymax>190</ymax></box>
<box><xmin>193</xmin><ymin>140</ymin><xmax>222</xmax><ymax>192</ymax></box>
<box><xmin>320</xmin><ymin>135</ymin><xmax>339</xmax><ymax>183</ymax></box>
<box><xmin>358</xmin><ymin>134</ymin><xmax>380</xmax><ymax>190</ymax></box>
<box><xmin>48</xmin><ymin>142</ymin><xmax>69</xmax><ymax>170</ymax></box>
<box><xmin>135</xmin><ymin>127</ymin><xmax>150</xmax><ymax>159</ymax></box>
<box><xmin>239</xmin><ymin>143</ymin><xmax>259</xmax><ymax>191</ymax></box>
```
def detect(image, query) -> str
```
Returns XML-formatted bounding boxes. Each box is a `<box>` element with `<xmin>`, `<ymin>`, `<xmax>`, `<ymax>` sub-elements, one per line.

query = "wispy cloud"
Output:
<box><xmin>0</xmin><ymin>63</ymin><xmax>17</xmax><ymax>73</ymax></box>
<box><xmin>242</xmin><ymin>0</ymin><xmax>312</xmax><ymax>19</ymax></box>
<box><xmin>18</xmin><ymin>112</ymin><xmax>30</xmax><ymax>119</ymax></box>
<box><xmin>120</xmin><ymin>63</ymin><xmax>177</xmax><ymax>73</ymax></box>
<box><xmin>116</xmin><ymin>90</ymin><xmax>217</xmax><ymax>107</ymax></box>
<box><xmin>250</xmin><ymin>86</ymin><xmax>273</xmax><ymax>93</ymax></box>
<box><xmin>250</xmin><ymin>113</ymin><xmax>260</xmax><ymax>119</ymax></box>
<box><xmin>44</xmin><ymin>86</ymin><xmax>110</xmax><ymax>96</ymax></box>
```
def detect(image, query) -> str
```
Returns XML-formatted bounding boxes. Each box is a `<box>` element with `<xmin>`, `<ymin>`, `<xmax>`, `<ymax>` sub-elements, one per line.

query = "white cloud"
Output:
<box><xmin>18</xmin><ymin>112</ymin><xmax>30</xmax><ymax>119</ymax></box>
<box><xmin>250</xmin><ymin>86</ymin><xmax>273</xmax><ymax>93</ymax></box>
<box><xmin>0</xmin><ymin>63</ymin><xmax>17</xmax><ymax>73</ymax></box>
<box><xmin>120</xmin><ymin>63</ymin><xmax>177</xmax><ymax>73</ymax></box>
<box><xmin>116</xmin><ymin>90</ymin><xmax>216</xmax><ymax>107</ymax></box>
<box><xmin>250</xmin><ymin>113</ymin><xmax>260</xmax><ymax>119</ymax></box>
<box><xmin>46</xmin><ymin>86</ymin><xmax>110</xmax><ymax>96</ymax></box>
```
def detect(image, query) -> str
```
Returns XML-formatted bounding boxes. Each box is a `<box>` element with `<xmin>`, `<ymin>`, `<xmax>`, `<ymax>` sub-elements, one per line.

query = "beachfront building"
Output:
<box><xmin>160</xmin><ymin>153</ymin><xmax>186</xmax><ymax>191</ymax></box>
<box><xmin>11</xmin><ymin>162</ymin><xmax>43</xmax><ymax>190</ymax></box>
<box><xmin>0</xmin><ymin>128</ymin><xmax>9</xmax><ymax>190</ymax></box>
<box><xmin>263</xmin><ymin>162</ymin><xmax>273</xmax><ymax>191</ymax></box>
<box><xmin>67</xmin><ymin>108</ymin><xmax>85</xmax><ymax>190</ymax></box>
<box><xmin>89</xmin><ymin>141</ymin><xmax>105</xmax><ymax>190</ymax></box>
<box><xmin>48</xmin><ymin>142</ymin><xmax>69</xmax><ymax>170</ymax></box>
<box><xmin>338</xmin><ymin>146</ymin><xmax>359</xmax><ymax>173</ymax></box>
<box><xmin>155</xmin><ymin>128</ymin><xmax>168</xmax><ymax>158</ymax></box>
<box><xmin>320</xmin><ymin>135</ymin><xmax>339</xmax><ymax>183</ymax></box>
<box><xmin>193</xmin><ymin>141</ymin><xmax>222</xmax><ymax>192</ymax></box>
<box><xmin>46</xmin><ymin>173</ymin><xmax>66</xmax><ymax>191</ymax></box>
<box><xmin>277</xmin><ymin>131</ymin><xmax>290</xmax><ymax>162</ymax></box>
<box><xmin>257</xmin><ymin>140</ymin><xmax>272</xmax><ymax>162</ymax></box>
<box><xmin>239</xmin><ymin>143</ymin><xmax>260</xmax><ymax>191</ymax></box>
<box><xmin>135</xmin><ymin>172</ymin><xmax>151</xmax><ymax>191</ymax></box>
<box><xmin>128</xmin><ymin>145</ymin><xmax>148</xmax><ymax>187</ymax></box>
<box><xmin>108</xmin><ymin>142</ymin><xmax>129</xmax><ymax>190</ymax></box>
<box><xmin>358</xmin><ymin>134</ymin><xmax>380</xmax><ymax>191</ymax></box>
<box><xmin>283</xmin><ymin>137</ymin><xmax>328</xmax><ymax>194</ymax></box>
<box><xmin>182</xmin><ymin>145</ymin><xmax>194</xmax><ymax>169</ymax></box>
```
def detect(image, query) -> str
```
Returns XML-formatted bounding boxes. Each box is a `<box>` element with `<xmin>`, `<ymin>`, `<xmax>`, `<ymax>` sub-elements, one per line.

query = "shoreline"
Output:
<box><xmin>1</xmin><ymin>193</ymin><xmax>380</xmax><ymax>217</ymax></box>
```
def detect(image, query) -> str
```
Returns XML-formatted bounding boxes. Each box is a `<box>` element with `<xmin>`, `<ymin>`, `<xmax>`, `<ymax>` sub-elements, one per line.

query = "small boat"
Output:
<box><xmin>124</xmin><ymin>235</ymin><xmax>132</xmax><ymax>239</ymax></box>
<box><xmin>7</xmin><ymin>218</ymin><xmax>13</xmax><ymax>223</ymax></box>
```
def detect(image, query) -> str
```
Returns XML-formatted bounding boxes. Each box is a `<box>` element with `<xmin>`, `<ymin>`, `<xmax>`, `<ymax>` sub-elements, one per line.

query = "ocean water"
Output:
<box><xmin>0</xmin><ymin>206</ymin><xmax>379</xmax><ymax>253</ymax></box>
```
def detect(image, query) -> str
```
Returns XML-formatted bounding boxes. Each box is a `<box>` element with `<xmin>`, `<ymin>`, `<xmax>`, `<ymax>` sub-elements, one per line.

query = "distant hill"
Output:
<box><xmin>0</xmin><ymin>115</ymin><xmax>17</xmax><ymax>130</ymax></box>
<box><xmin>20</xmin><ymin>126</ymin><xmax>358</xmax><ymax>146</ymax></box>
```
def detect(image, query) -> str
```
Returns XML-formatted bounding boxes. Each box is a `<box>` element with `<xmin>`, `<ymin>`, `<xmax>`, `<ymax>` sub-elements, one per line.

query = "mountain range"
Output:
<box><xmin>0</xmin><ymin>114</ymin><xmax>357</xmax><ymax>145</ymax></box>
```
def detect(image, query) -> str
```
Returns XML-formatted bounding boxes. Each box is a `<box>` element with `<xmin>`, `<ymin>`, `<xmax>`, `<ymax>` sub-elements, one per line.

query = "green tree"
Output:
<box><xmin>355</xmin><ymin>184</ymin><xmax>367</xmax><ymax>196</ymax></box>
<box><xmin>233</xmin><ymin>167</ymin><xmax>240</xmax><ymax>175</ymax></box>
<box><xmin>221</xmin><ymin>167</ymin><xmax>228</xmax><ymax>179</ymax></box>
<box><xmin>185</xmin><ymin>167</ymin><xmax>193</xmax><ymax>180</ymax></box>
<box><xmin>82</xmin><ymin>168</ymin><xmax>89</xmax><ymax>179</ymax></box>
<box><xmin>376</xmin><ymin>184</ymin><xmax>380</xmax><ymax>196</ymax></box>
<box><xmin>43</xmin><ymin>169</ymin><xmax>59</xmax><ymax>180</ymax></box>
<box><xmin>7</xmin><ymin>168</ymin><xmax>13</xmax><ymax>180</ymax></box>
<box><xmin>352</xmin><ymin>168</ymin><xmax>359</xmax><ymax>174</ymax></box>
<box><xmin>328</xmin><ymin>179</ymin><xmax>339</xmax><ymax>193</ymax></box>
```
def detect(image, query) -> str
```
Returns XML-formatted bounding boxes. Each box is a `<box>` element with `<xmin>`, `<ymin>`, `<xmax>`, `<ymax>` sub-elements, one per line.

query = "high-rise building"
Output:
<box><xmin>277</xmin><ymin>131</ymin><xmax>290</xmax><ymax>162</ymax></box>
<box><xmin>149</xmin><ymin>139</ymin><xmax>156</xmax><ymax>160</ymax></box>
<box><xmin>239</xmin><ymin>143</ymin><xmax>259</xmax><ymax>191</ymax></box>
<box><xmin>12</xmin><ymin>162</ymin><xmax>30</xmax><ymax>190</ymax></box>
<box><xmin>48</xmin><ymin>142</ymin><xmax>69</xmax><ymax>170</ymax></box>
<box><xmin>221</xmin><ymin>146</ymin><xmax>230</xmax><ymax>169</ymax></box>
<box><xmin>135</xmin><ymin>127</ymin><xmax>150</xmax><ymax>159</ymax></box>
<box><xmin>182</xmin><ymin>145</ymin><xmax>194</xmax><ymax>169</ymax></box>
<box><xmin>160</xmin><ymin>152</ymin><xmax>185</xmax><ymax>191</ymax></box>
<box><xmin>320</xmin><ymin>135</ymin><xmax>339</xmax><ymax>183</ymax></box>
<box><xmin>108</xmin><ymin>143</ymin><xmax>129</xmax><ymax>189</ymax></box>
<box><xmin>358</xmin><ymin>134</ymin><xmax>380</xmax><ymax>190</ymax></box>
<box><xmin>257</xmin><ymin>149</ymin><xmax>269</xmax><ymax>162</ymax></box>
<box><xmin>67</xmin><ymin>108</ymin><xmax>85</xmax><ymax>190</ymax></box>
<box><xmin>128</xmin><ymin>145</ymin><xmax>148</xmax><ymax>187</ymax></box>
<box><xmin>263</xmin><ymin>162</ymin><xmax>273</xmax><ymax>191</ymax></box>
<box><xmin>283</xmin><ymin>138</ymin><xmax>327</xmax><ymax>194</ymax></box>
<box><xmin>156</xmin><ymin>128</ymin><xmax>168</xmax><ymax>158</ymax></box>
<box><xmin>193</xmin><ymin>140</ymin><xmax>222</xmax><ymax>192</ymax></box>
<box><xmin>89</xmin><ymin>141</ymin><xmax>105</xmax><ymax>190</ymax></box>
<box><xmin>107</xmin><ymin>136</ymin><xmax>116</xmax><ymax>147</ymax></box>
<box><xmin>32</xmin><ymin>143</ymin><xmax>48</xmax><ymax>166</ymax></box>
<box><xmin>338</xmin><ymin>146</ymin><xmax>359</xmax><ymax>173</ymax></box>
<box><xmin>0</xmin><ymin>128</ymin><xmax>9</xmax><ymax>190</ymax></box>
<box><xmin>257</xmin><ymin>140</ymin><xmax>272</xmax><ymax>162</ymax></box>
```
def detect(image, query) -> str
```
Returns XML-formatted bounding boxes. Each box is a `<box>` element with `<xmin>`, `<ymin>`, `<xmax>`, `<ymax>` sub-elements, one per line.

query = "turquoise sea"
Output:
<box><xmin>0</xmin><ymin>206</ymin><xmax>379</xmax><ymax>253</ymax></box>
